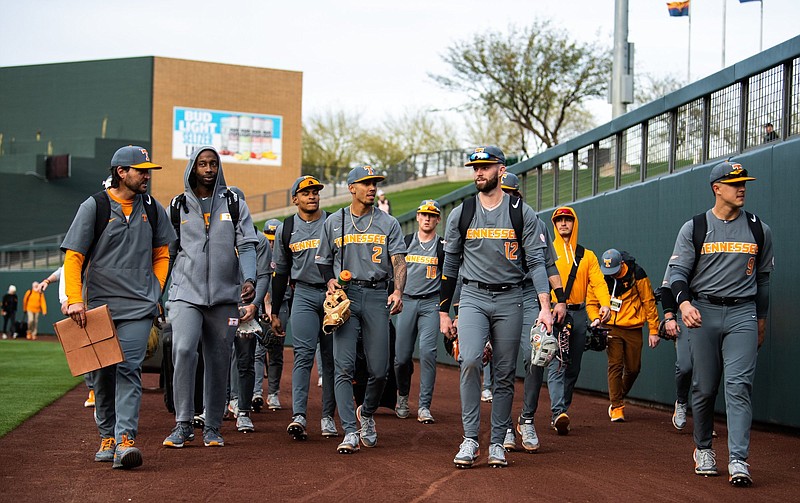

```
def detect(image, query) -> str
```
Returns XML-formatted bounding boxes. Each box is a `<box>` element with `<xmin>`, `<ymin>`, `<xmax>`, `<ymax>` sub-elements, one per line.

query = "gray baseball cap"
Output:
<box><xmin>501</xmin><ymin>172</ymin><xmax>520</xmax><ymax>192</ymax></box>
<box><xmin>263</xmin><ymin>219</ymin><xmax>281</xmax><ymax>240</ymax></box>
<box><xmin>111</xmin><ymin>145</ymin><xmax>162</xmax><ymax>169</ymax></box>
<box><xmin>347</xmin><ymin>165</ymin><xmax>385</xmax><ymax>185</ymax></box>
<box><xmin>465</xmin><ymin>146</ymin><xmax>506</xmax><ymax>167</ymax></box>
<box><xmin>600</xmin><ymin>249</ymin><xmax>623</xmax><ymax>276</ymax></box>
<box><xmin>291</xmin><ymin>175</ymin><xmax>324</xmax><ymax>196</ymax></box>
<box><xmin>709</xmin><ymin>160</ymin><xmax>755</xmax><ymax>185</ymax></box>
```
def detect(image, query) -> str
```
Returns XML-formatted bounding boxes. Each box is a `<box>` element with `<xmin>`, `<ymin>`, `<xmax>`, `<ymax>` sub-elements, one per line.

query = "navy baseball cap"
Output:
<box><xmin>111</xmin><ymin>145</ymin><xmax>162</xmax><ymax>170</ymax></box>
<box><xmin>600</xmin><ymin>249</ymin><xmax>623</xmax><ymax>276</ymax></box>
<box><xmin>416</xmin><ymin>199</ymin><xmax>441</xmax><ymax>216</ymax></box>
<box><xmin>291</xmin><ymin>175</ymin><xmax>324</xmax><ymax>196</ymax></box>
<box><xmin>263</xmin><ymin>219</ymin><xmax>281</xmax><ymax>240</ymax></box>
<box><xmin>709</xmin><ymin>160</ymin><xmax>755</xmax><ymax>185</ymax></box>
<box><xmin>501</xmin><ymin>172</ymin><xmax>520</xmax><ymax>192</ymax></box>
<box><xmin>465</xmin><ymin>146</ymin><xmax>506</xmax><ymax>167</ymax></box>
<box><xmin>347</xmin><ymin>165</ymin><xmax>385</xmax><ymax>185</ymax></box>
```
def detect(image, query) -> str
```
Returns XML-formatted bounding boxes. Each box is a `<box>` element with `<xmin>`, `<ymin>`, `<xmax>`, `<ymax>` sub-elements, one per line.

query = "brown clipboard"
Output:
<box><xmin>53</xmin><ymin>304</ymin><xmax>124</xmax><ymax>377</ymax></box>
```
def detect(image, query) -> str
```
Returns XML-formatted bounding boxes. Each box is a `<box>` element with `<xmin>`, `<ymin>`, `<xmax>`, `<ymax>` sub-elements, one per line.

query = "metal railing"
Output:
<box><xmin>397</xmin><ymin>36</ymin><xmax>800</xmax><ymax>233</ymax></box>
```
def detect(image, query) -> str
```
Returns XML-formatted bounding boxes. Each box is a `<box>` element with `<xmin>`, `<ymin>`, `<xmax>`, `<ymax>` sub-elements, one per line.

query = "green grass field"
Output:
<box><xmin>255</xmin><ymin>180</ymin><xmax>470</xmax><ymax>229</ymax></box>
<box><xmin>0</xmin><ymin>340</ymin><xmax>82</xmax><ymax>438</ymax></box>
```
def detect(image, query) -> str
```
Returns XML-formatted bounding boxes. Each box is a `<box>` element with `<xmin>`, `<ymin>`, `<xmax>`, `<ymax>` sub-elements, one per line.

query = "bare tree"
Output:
<box><xmin>302</xmin><ymin>109</ymin><xmax>364</xmax><ymax>180</ymax></box>
<box><xmin>431</xmin><ymin>20</ymin><xmax>611</xmax><ymax>155</ymax></box>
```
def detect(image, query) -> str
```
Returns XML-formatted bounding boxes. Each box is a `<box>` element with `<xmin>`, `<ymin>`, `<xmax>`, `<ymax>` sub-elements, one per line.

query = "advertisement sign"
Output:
<box><xmin>172</xmin><ymin>107</ymin><xmax>283</xmax><ymax>165</ymax></box>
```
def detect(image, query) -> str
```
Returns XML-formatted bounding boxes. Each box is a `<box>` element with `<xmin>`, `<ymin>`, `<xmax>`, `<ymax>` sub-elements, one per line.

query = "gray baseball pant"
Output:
<box><xmin>674</xmin><ymin>317</ymin><xmax>692</xmax><ymax>404</ymax></box>
<box><xmin>458</xmin><ymin>283</ymin><xmax>523</xmax><ymax>444</ymax></box>
<box><xmin>254</xmin><ymin>299</ymin><xmax>288</xmax><ymax>396</ymax></box>
<box><xmin>688</xmin><ymin>299</ymin><xmax>758</xmax><ymax>462</ymax></box>
<box><xmin>289</xmin><ymin>283</ymin><xmax>335</xmax><ymax>418</ymax></box>
<box><xmin>333</xmin><ymin>283</ymin><xmax>390</xmax><ymax>433</ymax></box>
<box><xmin>394</xmin><ymin>295</ymin><xmax>439</xmax><ymax>409</ymax></box>
<box><xmin>94</xmin><ymin>317</ymin><xmax>152</xmax><ymax>443</ymax></box>
<box><xmin>169</xmin><ymin>300</ymin><xmax>237</xmax><ymax>430</ymax></box>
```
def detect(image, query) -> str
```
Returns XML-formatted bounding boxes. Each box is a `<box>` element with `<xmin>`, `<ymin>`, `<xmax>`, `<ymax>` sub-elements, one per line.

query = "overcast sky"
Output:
<box><xmin>2</xmin><ymin>0</ymin><xmax>798</xmax><ymax>129</ymax></box>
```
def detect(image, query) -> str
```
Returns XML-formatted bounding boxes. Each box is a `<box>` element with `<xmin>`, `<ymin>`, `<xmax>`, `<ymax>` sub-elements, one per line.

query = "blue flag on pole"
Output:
<box><xmin>667</xmin><ymin>1</ymin><xmax>690</xmax><ymax>17</ymax></box>
<box><xmin>739</xmin><ymin>0</ymin><xmax>761</xmax><ymax>3</ymax></box>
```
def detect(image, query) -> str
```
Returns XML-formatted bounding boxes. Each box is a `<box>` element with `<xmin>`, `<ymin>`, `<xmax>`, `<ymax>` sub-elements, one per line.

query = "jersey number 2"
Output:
<box><xmin>504</xmin><ymin>242</ymin><xmax>519</xmax><ymax>261</ymax></box>
<box><xmin>372</xmin><ymin>246</ymin><xmax>382</xmax><ymax>263</ymax></box>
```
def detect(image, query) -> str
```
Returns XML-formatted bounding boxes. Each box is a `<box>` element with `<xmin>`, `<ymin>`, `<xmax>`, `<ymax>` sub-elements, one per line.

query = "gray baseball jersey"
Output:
<box><xmin>315</xmin><ymin>207</ymin><xmax>406</xmax><ymax>281</ymax></box>
<box><xmin>443</xmin><ymin>193</ymin><xmax>548</xmax><ymax>290</ymax></box>
<box><xmin>273</xmin><ymin>214</ymin><xmax>328</xmax><ymax>285</ymax></box>
<box><xmin>668</xmin><ymin>210</ymin><xmax>774</xmax><ymax>297</ymax></box>
<box><xmin>404</xmin><ymin>233</ymin><xmax>443</xmax><ymax>297</ymax></box>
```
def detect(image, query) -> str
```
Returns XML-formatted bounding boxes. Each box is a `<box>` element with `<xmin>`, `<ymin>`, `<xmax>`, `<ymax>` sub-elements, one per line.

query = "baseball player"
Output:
<box><xmin>544</xmin><ymin>205</ymin><xmax>611</xmax><ymax>435</ymax></box>
<box><xmin>587</xmin><ymin>249</ymin><xmax>660</xmax><ymax>422</ymax></box>
<box><xmin>61</xmin><ymin>145</ymin><xmax>176</xmax><ymax>469</ymax></box>
<box><xmin>162</xmin><ymin>145</ymin><xmax>259</xmax><ymax>449</ymax></box>
<box><xmin>668</xmin><ymin>160</ymin><xmax>773</xmax><ymax>486</ymax></box>
<box><xmin>271</xmin><ymin>176</ymin><xmax>338</xmax><ymax>440</ymax></box>
<box><xmin>224</xmin><ymin>187</ymin><xmax>271</xmax><ymax>433</ymax></box>
<box><xmin>494</xmin><ymin>173</ymin><xmax>567</xmax><ymax>453</ymax></box>
<box><xmin>394</xmin><ymin>199</ymin><xmax>444</xmax><ymax>424</ymax></box>
<box><xmin>439</xmin><ymin>146</ymin><xmax>554</xmax><ymax>468</ymax></box>
<box><xmin>657</xmin><ymin>266</ymin><xmax>691</xmax><ymax>431</ymax></box>
<box><xmin>252</xmin><ymin>219</ymin><xmax>288</xmax><ymax>412</ymax></box>
<box><xmin>315</xmin><ymin>166</ymin><xmax>407</xmax><ymax>454</ymax></box>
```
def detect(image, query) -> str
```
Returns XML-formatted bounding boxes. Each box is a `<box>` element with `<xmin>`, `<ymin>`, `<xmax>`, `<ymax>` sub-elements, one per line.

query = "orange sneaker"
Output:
<box><xmin>610</xmin><ymin>405</ymin><xmax>625</xmax><ymax>422</ymax></box>
<box><xmin>84</xmin><ymin>390</ymin><xmax>96</xmax><ymax>408</ymax></box>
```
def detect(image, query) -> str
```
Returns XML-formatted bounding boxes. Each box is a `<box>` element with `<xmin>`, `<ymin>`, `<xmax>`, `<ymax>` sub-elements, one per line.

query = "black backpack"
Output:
<box><xmin>690</xmin><ymin>211</ymin><xmax>764</xmax><ymax>279</ymax></box>
<box><xmin>457</xmin><ymin>194</ymin><xmax>524</xmax><ymax>258</ymax></box>
<box><xmin>169</xmin><ymin>190</ymin><xmax>240</xmax><ymax>250</ymax></box>
<box><xmin>85</xmin><ymin>191</ymin><xmax>160</xmax><ymax>272</ymax></box>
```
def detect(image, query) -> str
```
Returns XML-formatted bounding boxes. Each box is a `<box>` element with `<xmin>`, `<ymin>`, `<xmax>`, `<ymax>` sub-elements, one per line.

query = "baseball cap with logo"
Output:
<box><xmin>347</xmin><ymin>165</ymin><xmax>385</xmax><ymax>185</ymax></box>
<box><xmin>291</xmin><ymin>175</ymin><xmax>325</xmax><ymax>196</ymax></box>
<box><xmin>709</xmin><ymin>160</ymin><xmax>755</xmax><ymax>185</ymax></box>
<box><xmin>551</xmin><ymin>206</ymin><xmax>577</xmax><ymax>222</ymax></box>
<box><xmin>111</xmin><ymin>145</ymin><xmax>162</xmax><ymax>170</ymax></box>
<box><xmin>501</xmin><ymin>172</ymin><xmax>520</xmax><ymax>192</ymax></box>
<box><xmin>416</xmin><ymin>199</ymin><xmax>441</xmax><ymax>216</ymax></box>
<box><xmin>465</xmin><ymin>146</ymin><xmax>506</xmax><ymax>167</ymax></box>
<box><xmin>600</xmin><ymin>249</ymin><xmax>623</xmax><ymax>276</ymax></box>
<box><xmin>263</xmin><ymin>219</ymin><xmax>281</xmax><ymax>241</ymax></box>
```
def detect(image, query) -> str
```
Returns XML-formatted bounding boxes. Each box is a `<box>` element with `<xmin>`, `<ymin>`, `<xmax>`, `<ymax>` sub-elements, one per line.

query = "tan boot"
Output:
<box><xmin>26</xmin><ymin>331</ymin><xmax>32</xmax><ymax>340</ymax></box>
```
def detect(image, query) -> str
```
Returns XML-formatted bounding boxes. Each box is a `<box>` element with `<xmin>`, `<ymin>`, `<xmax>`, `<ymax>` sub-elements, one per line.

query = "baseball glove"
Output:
<box><xmin>530</xmin><ymin>323</ymin><xmax>557</xmax><ymax>367</ymax></box>
<box><xmin>323</xmin><ymin>289</ymin><xmax>351</xmax><ymax>334</ymax></box>
<box><xmin>444</xmin><ymin>335</ymin><xmax>460</xmax><ymax>361</ymax></box>
<box><xmin>256</xmin><ymin>321</ymin><xmax>285</xmax><ymax>348</ymax></box>
<box><xmin>236</xmin><ymin>317</ymin><xmax>263</xmax><ymax>339</ymax></box>
<box><xmin>145</xmin><ymin>325</ymin><xmax>160</xmax><ymax>359</ymax></box>
<box><xmin>657</xmin><ymin>319</ymin><xmax>678</xmax><ymax>341</ymax></box>
<box><xmin>553</xmin><ymin>313</ymin><xmax>574</xmax><ymax>369</ymax></box>
<box><xmin>585</xmin><ymin>325</ymin><xmax>610</xmax><ymax>352</ymax></box>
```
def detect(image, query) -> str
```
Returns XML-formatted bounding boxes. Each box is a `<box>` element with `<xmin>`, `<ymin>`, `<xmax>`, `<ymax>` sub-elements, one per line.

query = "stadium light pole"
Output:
<box><xmin>611</xmin><ymin>0</ymin><xmax>633</xmax><ymax>118</ymax></box>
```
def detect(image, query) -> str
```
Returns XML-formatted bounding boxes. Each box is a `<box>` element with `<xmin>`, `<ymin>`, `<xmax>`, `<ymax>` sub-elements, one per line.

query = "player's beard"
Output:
<box><xmin>475</xmin><ymin>171</ymin><xmax>499</xmax><ymax>193</ymax></box>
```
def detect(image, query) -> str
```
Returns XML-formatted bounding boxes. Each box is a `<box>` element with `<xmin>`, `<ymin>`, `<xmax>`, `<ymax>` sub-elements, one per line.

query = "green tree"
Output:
<box><xmin>432</xmin><ymin>20</ymin><xmax>611</xmax><ymax>155</ymax></box>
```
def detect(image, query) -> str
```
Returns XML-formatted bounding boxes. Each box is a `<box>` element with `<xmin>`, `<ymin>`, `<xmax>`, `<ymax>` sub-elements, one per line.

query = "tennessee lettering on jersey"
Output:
<box><xmin>701</xmin><ymin>241</ymin><xmax>758</xmax><ymax>255</ymax></box>
<box><xmin>289</xmin><ymin>239</ymin><xmax>320</xmax><ymax>253</ymax></box>
<box><xmin>465</xmin><ymin>228</ymin><xmax>516</xmax><ymax>240</ymax></box>
<box><xmin>334</xmin><ymin>233</ymin><xmax>387</xmax><ymax>247</ymax></box>
<box><xmin>406</xmin><ymin>254</ymin><xmax>439</xmax><ymax>265</ymax></box>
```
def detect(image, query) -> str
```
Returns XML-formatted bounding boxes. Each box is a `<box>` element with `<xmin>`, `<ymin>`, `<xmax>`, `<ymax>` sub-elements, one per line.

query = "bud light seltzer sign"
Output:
<box><xmin>173</xmin><ymin>107</ymin><xmax>283</xmax><ymax>166</ymax></box>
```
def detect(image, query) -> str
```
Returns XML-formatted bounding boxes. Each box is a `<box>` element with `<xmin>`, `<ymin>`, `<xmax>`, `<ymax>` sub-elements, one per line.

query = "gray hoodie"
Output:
<box><xmin>168</xmin><ymin>146</ymin><xmax>258</xmax><ymax>307</ymax></box>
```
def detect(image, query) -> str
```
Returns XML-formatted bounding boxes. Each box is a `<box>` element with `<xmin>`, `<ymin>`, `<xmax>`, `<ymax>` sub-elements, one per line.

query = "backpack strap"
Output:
<box><xmin>458</xmin><ymin>195</ymin><xmax>477</xmax><ymax>243</ymax></box>
<box><xmin>690</xmin><ymin>213</ymin><xmax>707</xmax><ymax>281</ymax></box>
<box><xmin>744</xmin><ymin>211</ymin><xmax>765</xmax><ymax>267</ymax></box>
<box><xmin>86</xmin><ymin>191</ymin><xmax>112</xmax><ymax>273</ymax></box>
<box><xmin>141</xmin><ymin>194</ymin><xmax>159</xmax><ymax>246</ymax></box>
<box><xmin>224</xmin><ymin>189</ymin><xmax>240</xmax><ymax>230</ymax></box>
<box><xmin>404</xmin><ymin>233</ymin><xmax>414</xmax><ymax>249</ymax></box>
<box><xmin>281</xmin><ymin>214</ymin><xmax>296</xmax><ymax>270</ymax></box>
<box><xmin>508</xmin><ymin>195</ymin><xmax>524</xmax><ymax>250</ymax></box>
<box><xmin>563</xmin><ymin>245</ymin><xmax>585</xmax><ymax>299</ymax></box>
<box><xmin>169</xmin><ymin>194</ymin><xmax>188</xmax><ymax>251</ymax></box>
<box><xmin>436</xmin><ymin>236</ymin><xmax>445</xmax><ymax>271</ymax></box>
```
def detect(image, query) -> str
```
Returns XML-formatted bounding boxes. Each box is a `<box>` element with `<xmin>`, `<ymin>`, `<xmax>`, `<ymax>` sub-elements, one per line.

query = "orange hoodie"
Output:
<box><xmin>550</xmin><ymin>206</ymin><xmax>611</xmax><ymax>309</ymax></box>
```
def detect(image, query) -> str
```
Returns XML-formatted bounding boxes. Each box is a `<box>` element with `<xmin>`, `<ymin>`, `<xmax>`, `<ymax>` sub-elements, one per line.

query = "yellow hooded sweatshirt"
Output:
<box><xmin>550</xmin><ymin>206</ymin><xmax>611</xmax><ymax>311</ymax></box>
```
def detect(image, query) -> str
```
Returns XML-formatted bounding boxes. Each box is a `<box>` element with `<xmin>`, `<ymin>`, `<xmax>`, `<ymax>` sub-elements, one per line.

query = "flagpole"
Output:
<box><xmin>759</xmin><ymin>0</ymin><xmax>764</xmax><ymax>52</ymax></box>
<box><xmin>722</xmin><ymin>0</ymin><xmax>727</xmax><ymax>68</ymax></box>
<box><xmin>688</xmin><ymin>5</ymin><xmax>692</xmax><ymax>82</ymax></box>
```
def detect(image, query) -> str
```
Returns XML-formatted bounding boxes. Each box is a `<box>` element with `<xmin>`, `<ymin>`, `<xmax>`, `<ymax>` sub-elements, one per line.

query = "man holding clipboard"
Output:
<box><xmin>61</xmin><ymin>146</ymin><xmax>176</xmax><ymax>470</ymax></box>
